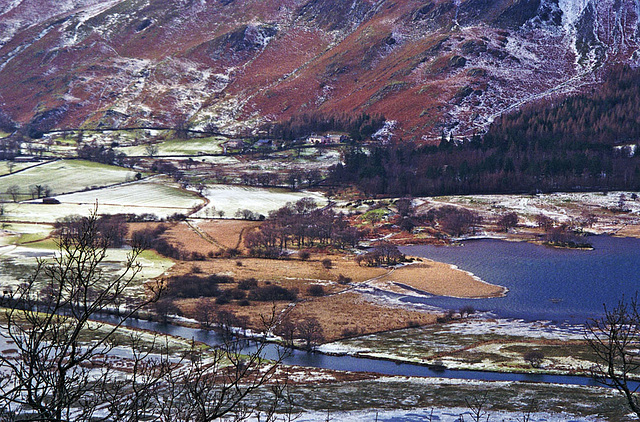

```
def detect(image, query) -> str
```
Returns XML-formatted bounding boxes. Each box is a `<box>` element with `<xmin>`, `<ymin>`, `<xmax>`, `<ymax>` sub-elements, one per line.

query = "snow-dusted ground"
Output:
<box><xmin>1</xmin><ymin>178</ymin><xmax>204</xmax><ymax>222</ymax></box>
<box><xmin>194</xmin><ymin>184</ymin><xmax>326</xmax><ymax>218</ymax></box>
<box><xmin>0</xmin><ymin>160</ymin><xmax>136</xmax><ymax>198</ymax></box>
<box><xmin>422</xmin><ymin>191</ymin><xmax>640</xmax><ymax>231</ymax></box>
<box><xmin>290</xmin><ymin>407</ymin><xmax>603</xmax><ymax>422</ymax></box>
<box><xmin>318</xmin><ymin>318</ymin><xmax>592</xmax><ymax>374</ymax></box>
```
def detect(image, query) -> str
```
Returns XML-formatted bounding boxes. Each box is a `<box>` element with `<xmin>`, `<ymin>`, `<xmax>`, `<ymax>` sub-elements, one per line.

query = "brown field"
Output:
<box><xmin>195</xmin><ymin>220</ymin><xmax>262</xmax><ymax>250</ymax></box>
<box><xmin>615</xmin><ymin>224</ymin><xmax>640</xmax><ymax>238</ymax></box>
<box><xmin>160</xmin><ymin>219</ymin><xmax>261</xmax><ymax>255</ymax></box>
<box><xmin>375</xmin><ymin>260</ymin><xmax>507</xmax><ymax>299</ymax></box>
<box><xmin>176</xmin><ymin>292</ymin><xmax>438</xmax><ymax>343</ymax></box>
<box><xmin>167</xmin><ymin>254</ymin><xmax>389</xmax><ymax>288</ymax></box>
<box><xmin>285</xmin><ymin>293</ymin><xmax>438</xmax><ymax>342</ymax></box>
<box><xmin>166</xmin><ymin>255</ymin><xmax>438</xmax><ymax>341</ymax></box>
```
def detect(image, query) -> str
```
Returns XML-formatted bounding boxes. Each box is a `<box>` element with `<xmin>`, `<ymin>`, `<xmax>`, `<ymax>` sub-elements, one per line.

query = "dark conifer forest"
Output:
<box><xmin>332</xmin><ymin>66</ymin><xmax>640</xmax><ymax>196</ymax></box>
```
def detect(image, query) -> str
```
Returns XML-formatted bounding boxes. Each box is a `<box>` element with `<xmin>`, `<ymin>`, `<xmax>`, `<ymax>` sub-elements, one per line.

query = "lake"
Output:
<box><xmin>400</xmin><ymin>235</ymin><xmax>640</xmax><ymax>323</ymax></box>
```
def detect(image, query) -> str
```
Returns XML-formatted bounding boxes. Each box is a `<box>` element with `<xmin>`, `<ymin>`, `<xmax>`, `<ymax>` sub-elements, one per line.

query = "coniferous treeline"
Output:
<box><xmin>332</xmin><ymin>66</ymin><xmax>640</xmax><ymax>196</ymax></box>
<box><xmin>262</xmin><ymin>112</ymin><xmax>386</xmax><ymax>141</ymax></box>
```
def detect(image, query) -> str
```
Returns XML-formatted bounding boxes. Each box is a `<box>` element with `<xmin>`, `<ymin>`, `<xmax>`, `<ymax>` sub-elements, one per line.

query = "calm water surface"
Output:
<box><xmin>104</xmin><ymin>236</ymin><xmax>640</xmax><ymax>386</ymax></box>
<box><xmin>401</xmin><ymin>236</ymin><xmax>640</xmax><ymax>323</ymax></box>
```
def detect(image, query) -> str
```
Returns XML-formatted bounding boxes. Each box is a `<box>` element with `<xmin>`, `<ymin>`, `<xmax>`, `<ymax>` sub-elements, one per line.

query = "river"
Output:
<box><xmin>111</xmin><ymin>235</ymin><xmax>640</xmax><ymax>388</ymax></box>
<box><xmin>116</xmin><ymin>317</ymin><xmax>605</xmax><ymax>387</ymax></box>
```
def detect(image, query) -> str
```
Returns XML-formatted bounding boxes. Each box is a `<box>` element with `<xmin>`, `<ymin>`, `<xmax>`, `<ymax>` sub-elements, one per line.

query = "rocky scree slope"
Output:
<box><xmin>0</xmin><ymin>0</ymin><xmax>638</xmax><ymax>140</ymax></box>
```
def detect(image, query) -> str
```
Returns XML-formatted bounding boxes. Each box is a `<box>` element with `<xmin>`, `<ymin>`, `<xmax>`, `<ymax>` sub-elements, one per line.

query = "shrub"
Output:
<box><xmin>248</xmin><ymin>285</ymin><xmax>298</xmax><ymax>302</ymax></box>
<box><xmin>341</xmin><ymin>327</ymin><xmax>359</xmax><ymax>337</ymax></box>
<box><xmin>215</xmin><ymin>292</ymin><xmax>231</xmax><ymax>305</ymax></box>
<box><xmin>321</xmin><ymin>258</ymin><xmax>332</xmax><ymax>269</ymax></box>
<box><xmin>238</xmin><ymin>278</ymin><xmax>258</xmax><ymax>290</ymax></box>
<box><xmin>238</xmin><ymin>299</ymin><xmax>251</xmax><ymax>307</ymax></box>
<box><xmin>191</xmin><ymin>265</ymin><xmax>202</xmax><ymax>274</ymax></box>
<box><xmin>236</xmin><ymin>260</ymin><xmax>243</xmax><ymax>267</ymax></box>
<box><xmin>229</xmin><ymin>289</ymin><xmax>246</xmax><ymax>300</ymax></box>
<box><xmin>223</xmin><ymin>248</ymin><xmax>241</xmax><ymax>258</ymax></box>
<box><xmin>337</xmin><ymin>274</ymin><xmax>352</xmax><ymax>285</ymax></box>
<box><xmin>164</xmin><ymin>274</ymin><xmax>234</xmax><ymax>298</ymax></box>
<box><xmin>299</xmin><ymin>250</ymin><xmax>311</xmax><ymax>260</ymax></box>
<box><xmin>191</xmin><ymin>252</ymin><xmax>206</xmax><ymax>261</ymax></box>
<box><xmin>307</xmin><ymin>284</ymin><xmax>325</xmax><ymax>297</ymax></box>
<box><xmin>459</xmin><ymin>305</ymin><xmax>475</xmax><ymax>318</ymax></box>
<box><xmin>524</xmin><ymin>350</ymin><xmax>545</xmax><ymax>368</ymax></box>
<box><xmin>168</xmin><ymin>213</ymin><xmax>187</xmax><ymax>221</ymax></box>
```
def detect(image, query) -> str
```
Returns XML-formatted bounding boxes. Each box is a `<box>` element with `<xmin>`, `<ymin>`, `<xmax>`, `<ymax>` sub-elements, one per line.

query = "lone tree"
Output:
<box><xmin>586</xmin><ymin>295</ymin><xmax>640</xmax><ymax>418</ymax></box>
<box><xmin>6</xmin><ymin>185</ymin><xmax>20</xmax><ymax>202</ymax></box>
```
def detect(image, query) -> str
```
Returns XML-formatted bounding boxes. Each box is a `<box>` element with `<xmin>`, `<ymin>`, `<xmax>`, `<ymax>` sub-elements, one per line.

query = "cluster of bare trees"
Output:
<box><xmin>275</xmin><ymin>316</ymin><xmax>325</xmax><ymax>351</ymax></box>
<box><xmin>356</xmin><ymin>241</ymin><xmax>404</xmax><ymax>267</ymax></box>
<box><xmin>245</xmin><ymin>198</ymin><xmax>362</xmax><ymax>257</ymax></box>
<box><xmin>0</xmin><ymin>210</ymin><xmax>293</xmax><ymax>421</ymax></box>
<box><xmin>424</xmin><ymin>205</ymin><xmax>483</xmax><ymax>238</ymax></box>
<box><xmin>239</xmin><ymin>168</ymin><xmax>323</xmax><ymax>190</ymax></box>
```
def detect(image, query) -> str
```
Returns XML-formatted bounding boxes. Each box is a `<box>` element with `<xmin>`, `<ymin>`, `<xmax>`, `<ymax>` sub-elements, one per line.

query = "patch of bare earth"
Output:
<box><xmin>197</xmin><ymin>220</ymin><xmax>262</xmax><ymax>249</ymax></box>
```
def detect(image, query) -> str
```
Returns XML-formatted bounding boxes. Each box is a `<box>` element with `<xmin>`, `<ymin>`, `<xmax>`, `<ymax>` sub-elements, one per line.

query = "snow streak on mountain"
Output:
<box><xmin>0</xmin><ymin>0</ymin><xmax>638</xmax><ymax>139</ymax></box>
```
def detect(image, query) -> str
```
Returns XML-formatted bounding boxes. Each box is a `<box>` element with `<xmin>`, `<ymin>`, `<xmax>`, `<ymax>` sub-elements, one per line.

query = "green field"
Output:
<box><xmin>118</xmin><ymin>138</ymin><xmax>225</xmax><ymax>156</ymax></box>
<box><xmin>0</xmin><ymin>223</ymin><xmax>53</xmax><ymax>246</ymax></box>
<box><xmin>0</xmin><ymin>160</ymin><xmax>136</xmax><ymax>201</ymax></box>
<box><xmin>0</xmin><ymin>162</ymin><xmax>40</xmax><ymax>176</ymax></box>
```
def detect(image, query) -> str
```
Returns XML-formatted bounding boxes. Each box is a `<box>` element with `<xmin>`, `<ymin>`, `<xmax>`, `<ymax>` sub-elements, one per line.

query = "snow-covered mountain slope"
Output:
<box><xmin>0</xmin><ymin>0</ymin><xmax>638</xmax><ymax>140</ymax></box>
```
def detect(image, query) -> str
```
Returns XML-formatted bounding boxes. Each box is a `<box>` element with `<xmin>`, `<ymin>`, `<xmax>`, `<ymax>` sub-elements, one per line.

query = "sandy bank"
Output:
<box><xmin>375</xmin><ymin>259</ymin><xmax>507</xmax><ymax>299</ymax></box>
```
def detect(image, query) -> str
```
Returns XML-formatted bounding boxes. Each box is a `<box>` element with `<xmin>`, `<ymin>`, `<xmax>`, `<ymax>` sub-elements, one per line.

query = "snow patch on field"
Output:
<box><xmin>427</xmin><ymin>191</ymin><xmax>640</xmax><ymax>230</ymax></box>
<box><xmin>194</xmin><ymin>184</ymin><xmax>326</xmax><ymax>218</ymax></box>
<box><xmin>0</xmin><ymin>160</ymin><xmax>135</xmax><ymax>198</ymax></box>
<box><xmin>289</xmin><ymin>407</ymin><xmax>603</xmax><ymax>422</ymax></box>
<box><xmin>433</xmin><ymin>319</ymin><xmax>585</xmax><ymax>341</ymax></box>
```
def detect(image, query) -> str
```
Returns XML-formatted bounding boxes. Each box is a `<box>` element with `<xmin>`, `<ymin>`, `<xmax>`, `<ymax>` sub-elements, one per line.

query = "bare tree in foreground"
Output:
<box><xmin>586</xmin><ymin>295</ymin><xmax>640</xmax><ymax>418</ymax></box>
<box><xmin>0</xmin><ymin>209</ymin><xmax>291</xmax><ymax>421</ymax></box>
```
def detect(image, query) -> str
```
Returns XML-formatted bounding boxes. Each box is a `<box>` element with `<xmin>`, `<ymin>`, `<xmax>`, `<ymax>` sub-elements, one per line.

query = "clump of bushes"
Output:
<box><xmin>307</xmin><ymin>284</ymin><xmax>325</xmax><ymax>297</ymax></box>
<box><xmin>131</xmin><ymin>225</ymin><xmax>183</xmax><ymax>259</ymax></box>
<box><xmin>247</xmin><ymin>285</ymin><xmax>298</xmax><ymax>302</ymax></box>
<box><xmin>238</xmin><ymin>278</ymin><xmax>258</xmax><ymax>290</ymax></box>
<box><xmin>164</xmin><ymin>274</ymin><xmax>233</xmax><ymax>299</ymax></box>
<box><xmin>337</xmin><ymin>274</ymin><xmax>352</xmax><ymax>285</ymax></box>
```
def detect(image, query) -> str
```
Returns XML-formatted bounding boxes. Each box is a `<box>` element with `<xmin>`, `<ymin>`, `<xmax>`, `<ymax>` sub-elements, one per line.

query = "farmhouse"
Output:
<box><xmin>306</xmin><ymin>134</ymin><xmax>347</xmax><ymax>145</ymax></box>
<box><xmin>325</xmin><ymin>134</ymin><xmax>345</xmax><ymax>144</ymax></box>
<box><xmin>222</xmin><ymin>140</ymin><xmax>246</xmax><ymax>154</ymax></box>
<box><xmin>307</xmin><ymin>135</ymin><xmax>325</xmax><ymax>145</ymax></box>
<box><xmin>255</xmin><ymin>139</ymin><xmax>275</xmax><ymax>150</ymax></box>
<box><xmin>13</xmin><ymin>155</ymin><xmax>39</xmax><ymax>163</ymax></box>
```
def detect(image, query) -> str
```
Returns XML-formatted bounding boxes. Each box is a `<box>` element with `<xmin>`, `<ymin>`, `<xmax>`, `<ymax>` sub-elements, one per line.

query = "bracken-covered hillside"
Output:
<box><xmin>0</xmin><ymin>0</ymin><xmax>639</xmax><ymax>140</ymax></box>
